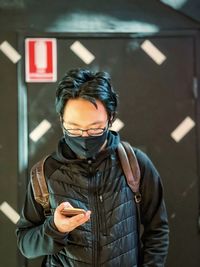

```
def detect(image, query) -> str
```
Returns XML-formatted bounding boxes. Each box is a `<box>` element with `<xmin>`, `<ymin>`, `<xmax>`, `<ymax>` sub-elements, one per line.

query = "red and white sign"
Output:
<box><xmin>25</xmin><ymin>38</ymin><xmax>57</xmax><ymax>82</ymax></box>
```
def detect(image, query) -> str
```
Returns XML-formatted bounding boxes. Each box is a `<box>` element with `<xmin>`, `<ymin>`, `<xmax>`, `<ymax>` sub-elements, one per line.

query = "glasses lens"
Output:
<box><xmin>67</xmin><ymin>129</ymin><xmax>82</xmax><ymax>136</ymax></box>
<box><xmin>64</xmin><ymin>122</ymin><xmax>108</xmax><ymax>137</ymax></box>
<box><xmin>87</xmin><ymin>128</ymin><xmax>105</xmax><ymax>136</ymax></box>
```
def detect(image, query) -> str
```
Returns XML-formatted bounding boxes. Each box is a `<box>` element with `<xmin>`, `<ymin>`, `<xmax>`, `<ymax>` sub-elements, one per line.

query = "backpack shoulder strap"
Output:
<box><xmin>30</xmin><ymin>155</ymin><xmax>51</xmax><ymax>216</ymax></box>
<box><xmin>118</xmin><ymin>141</ymin><xmax>143</xmax><ymax>259</ymax></box>
<box><xmin>117</xmin><ymin>141</ymin><xmax>141</xmax><ymax>203</ymax></box>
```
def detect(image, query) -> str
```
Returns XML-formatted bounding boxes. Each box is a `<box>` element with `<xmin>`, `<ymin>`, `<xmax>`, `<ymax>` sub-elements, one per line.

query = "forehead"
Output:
<box><xmin>63</xmin><ymin>98</ymin><xmax>107</xmax><ymax>124</ymax></box>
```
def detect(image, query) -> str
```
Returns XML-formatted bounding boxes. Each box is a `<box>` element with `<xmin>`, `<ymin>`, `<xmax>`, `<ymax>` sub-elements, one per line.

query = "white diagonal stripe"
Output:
<box><xmin>70</xmin><ymin>41</ymin><xmax>95</xmax><ymax>64</ymax></box>
<box><xmin>0</xmin><ymin>201</ymin><xmax>20</xmax><ymax>224</ymax></box>
<box><xmin>29</xmin><ymin>119</ymin><xmax>51</xmax><ymax>142</ymax></box>
<box><xmin>110</xmin><ymin>118</ymin><xmax>124</xmax><ymax>132</ymax></box>
<box><xmin>171</xmin><ymin>116</ymin><xmax>195</xmax><ymax>142</ymax></box>
<box><xmin>141</xmin><ymin>40</ymin><xmax>166</xmax><ymax>65</ymax></box>
<box><xmin>0</xmin><ymin>41</ymin><xmax>21</xmax><ymax>63</ymax></box>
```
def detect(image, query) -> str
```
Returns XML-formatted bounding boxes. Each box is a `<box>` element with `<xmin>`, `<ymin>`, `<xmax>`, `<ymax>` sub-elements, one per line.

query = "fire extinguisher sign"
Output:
<box><xmin>25</xmin><ymin>38</ymin><xmax>57</xmax><ymax>82</ymax></box>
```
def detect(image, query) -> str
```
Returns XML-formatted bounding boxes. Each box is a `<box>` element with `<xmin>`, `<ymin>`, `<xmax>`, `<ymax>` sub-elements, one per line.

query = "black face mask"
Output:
<box><xmin>64</xmin><ymin>130</ymin><xmax>108</xmax><ymax>159</ymax></box>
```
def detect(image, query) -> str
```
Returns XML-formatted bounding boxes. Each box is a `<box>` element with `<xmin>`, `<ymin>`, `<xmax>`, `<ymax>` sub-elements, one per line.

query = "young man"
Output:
<box><xmin>16</xmin><ymin>68</ymin><xmax>169</xmax><ymax>267</ymax></box>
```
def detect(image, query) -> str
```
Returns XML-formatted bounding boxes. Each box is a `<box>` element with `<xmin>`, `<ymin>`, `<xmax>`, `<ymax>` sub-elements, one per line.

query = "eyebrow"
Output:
<box><xmin>66</xmin><ymin>121</ymin><xmax>105</xmax><ymax>127</ymax></box>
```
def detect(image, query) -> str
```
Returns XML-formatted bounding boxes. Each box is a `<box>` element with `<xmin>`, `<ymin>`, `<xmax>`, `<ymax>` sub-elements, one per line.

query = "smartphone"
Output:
<box><xmin>61</xmin><ymin>207</ymin><xmax>86</xmax><ymax>217</ymax></box>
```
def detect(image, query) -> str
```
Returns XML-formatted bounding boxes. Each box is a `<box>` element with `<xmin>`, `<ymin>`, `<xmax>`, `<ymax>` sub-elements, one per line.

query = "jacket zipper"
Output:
<box><xmin>88</xmin><ymin>160</ymin><xmax>100</xmax><ymax>267</ymax></box>
<box><xmin>99</xmin><ymin>195</ymin><xmax>108</xmax><ymax>236</ymax></box>
<box><xmin>94</xmin><ymin>191</ymin><xmax>100</xmax><ymax>267</ymax></box>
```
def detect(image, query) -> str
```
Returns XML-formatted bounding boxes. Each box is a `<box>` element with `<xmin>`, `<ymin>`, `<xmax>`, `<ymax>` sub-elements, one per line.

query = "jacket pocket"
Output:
<box><xmin>99</xmin><ymin>194</ymin><xmax>108</xmax><ymax>236</ymax></box>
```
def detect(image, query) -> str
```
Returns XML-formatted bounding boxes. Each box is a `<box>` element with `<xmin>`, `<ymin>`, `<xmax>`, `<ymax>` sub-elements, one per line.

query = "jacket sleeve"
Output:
<box><xmin>135</xmin><ymin>149</ymin><xmax>169</xmax><ymax>267</ymax></box>
<box><xmin>16</xmin><ymin>180</ymin><xmax>68</xmax><ymax>259</ymax></box>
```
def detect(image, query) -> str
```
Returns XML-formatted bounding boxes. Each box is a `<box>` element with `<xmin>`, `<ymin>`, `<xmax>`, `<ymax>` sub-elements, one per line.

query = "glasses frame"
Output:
<box><xmin>62</xmin><ymin>120</ymin><xmax>109</xmax><ymax>137</ymax></box>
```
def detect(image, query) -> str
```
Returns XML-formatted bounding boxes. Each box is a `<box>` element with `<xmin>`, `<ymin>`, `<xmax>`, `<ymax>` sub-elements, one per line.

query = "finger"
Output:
<box><xmin>69</xmin><ymin>211</ymin><xmax>91</xmax><ymax>225</ymax></box>
<box><xmin>56</xmin><ymin>202</ymin><xmax>73</xmax><ymax>212</ymax></box>
<box><xmin>77</xmin><ymin>211</ymin><xmax>91</xmax><ymax>222</ymax></box>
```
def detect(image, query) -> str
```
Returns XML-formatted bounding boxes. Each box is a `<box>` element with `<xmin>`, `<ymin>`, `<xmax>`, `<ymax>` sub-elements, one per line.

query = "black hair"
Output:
<box><xmin>55</xmin><ymin>68</ymin><xmax>118</xmax><ymax>123</ymax></box>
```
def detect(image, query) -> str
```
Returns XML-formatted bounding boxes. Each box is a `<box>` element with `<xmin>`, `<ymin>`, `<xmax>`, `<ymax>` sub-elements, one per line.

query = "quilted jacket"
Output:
<box><xmin>16</xmin><ymin>131</ymin><xmax>169</xmax><ymax>267</ymax></box>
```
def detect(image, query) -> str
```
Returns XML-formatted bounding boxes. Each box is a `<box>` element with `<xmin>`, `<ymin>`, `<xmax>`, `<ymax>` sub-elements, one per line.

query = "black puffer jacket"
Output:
<box><xmin>16</xmin><ymin>131</ymin><xmax>169</xmax><ymax>267</ymax></box>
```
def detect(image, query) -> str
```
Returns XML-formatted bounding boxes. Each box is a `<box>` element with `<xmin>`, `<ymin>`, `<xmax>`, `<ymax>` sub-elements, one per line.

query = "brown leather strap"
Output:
<box><xmin>117</xmin><ymin>142</ymin><xmax>136</xmax><ymax>193</ymax></box>
<box><xmin>118</xmin><ymin>141</ymin><xmax>142</xmax><ymax>261</ymax></box>
<box><xmin>30</xmin><ymin>155</ymin><xmax>51</xmax><ymax>214</ymax></box>
<box><xmin>117</xmin><ymin>142</ymin><xmax>141</xmax><ymax>194</ymax></box>
<box><xmin>121</xmin><ymin>141</ymin><xmax>141</xmax><ymax>189</ymax></box>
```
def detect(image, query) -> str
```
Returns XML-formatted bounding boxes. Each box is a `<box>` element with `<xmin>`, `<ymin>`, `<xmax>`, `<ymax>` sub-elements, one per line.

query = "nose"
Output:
<box><xmin>82</xmin><ymin>130</ymin><xmax>89</xmax><ymax>137</ymax></box>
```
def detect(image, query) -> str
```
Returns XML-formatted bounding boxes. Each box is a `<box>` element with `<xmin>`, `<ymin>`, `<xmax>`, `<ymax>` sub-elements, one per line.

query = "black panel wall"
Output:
<box><xmin>15</xmin><ymin>32</ymin><xmax>200</xmax><ymax>267</ymax></box>
<box><xmin>0</xmin><ymin>1</ymin><xmax>200</xmax><ymax>267</ymax></box>
<box><xmin>0</xmin><ymin>32</ymin><xmax>19</xmax><ymax>266</ymax></box>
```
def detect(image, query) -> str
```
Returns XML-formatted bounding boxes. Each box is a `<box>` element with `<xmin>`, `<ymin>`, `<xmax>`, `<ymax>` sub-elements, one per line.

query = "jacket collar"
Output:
<box><xmin>53</xmin><ymin>130</ymin><xmax>120</xmax><ymax>164</ymax></box>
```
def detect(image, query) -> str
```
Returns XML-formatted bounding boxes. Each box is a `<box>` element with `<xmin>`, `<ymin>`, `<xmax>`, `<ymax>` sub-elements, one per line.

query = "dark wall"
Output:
<box><xmin>0</xmin><ymin>0</ymin><xmax>199</xmax><ymax>32</ymax></box>
<box><xmin>0</xmin><ymin>31</ymin><xmax>18</xmax><ymax>266</ymax></box>
<box><xmin>161</xmin><ymin>0</ymin><xmax>200</xmax><ymax>23</ymax></box>
<box><xmin>0</xmin><ymin>1</ymin><xmax>200</xmax><ymax>267</ymax></box>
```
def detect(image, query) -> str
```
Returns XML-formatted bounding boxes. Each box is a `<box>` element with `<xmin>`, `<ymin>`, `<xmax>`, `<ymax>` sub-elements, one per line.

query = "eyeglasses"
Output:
<box><xmin>63</xmin><ymin>122</ymin><xmax>108</xmax><ymax>137</ymax></box>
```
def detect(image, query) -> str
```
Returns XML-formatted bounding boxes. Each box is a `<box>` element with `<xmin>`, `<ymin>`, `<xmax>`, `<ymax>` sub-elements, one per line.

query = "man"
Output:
<box><xmin>16</xmin><ymin>68</ymin><xmax>169</xmax><ymax>267</ymax></box>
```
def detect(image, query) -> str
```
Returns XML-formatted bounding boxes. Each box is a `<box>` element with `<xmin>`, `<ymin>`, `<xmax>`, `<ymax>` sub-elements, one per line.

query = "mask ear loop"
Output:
<box><xmin>59</xmin><ymin>116</ymin><xmax>67</xmax><ymax>135</ymax></box>
<box><xmin>108</xmin><ymin>114</ymin><xmax>115</xmax><ymax>128</ymax></box>
<box><xmin>59</xmin><ymin>116</ymin><xmax>63</xmax><ymax>126</ymax></box>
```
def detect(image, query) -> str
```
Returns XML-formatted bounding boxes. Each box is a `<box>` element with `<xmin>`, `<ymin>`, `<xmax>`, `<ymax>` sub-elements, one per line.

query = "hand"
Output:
<box><xmin>54</xmin><ymin>202</ymin><xmax>91</xmax><ymax>233</ymax></box>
